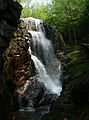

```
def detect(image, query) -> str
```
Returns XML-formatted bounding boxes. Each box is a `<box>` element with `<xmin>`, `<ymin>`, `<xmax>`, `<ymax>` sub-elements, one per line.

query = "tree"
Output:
<box><xmin>46</xmin><ymin>0</ymin><xmax>87</xmax><ymax>44</ymax></box>
<box><xmin>19</xmin><ymin>0</ymin><xmax>89</xmax><ymax>44</ymax></box>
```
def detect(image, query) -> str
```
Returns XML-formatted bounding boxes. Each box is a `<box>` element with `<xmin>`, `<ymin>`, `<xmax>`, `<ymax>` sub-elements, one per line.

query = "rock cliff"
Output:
<box><xmin>0</xmin><ymin>0</ymin><xmax>22</xmax><ymax>120</ymax></box>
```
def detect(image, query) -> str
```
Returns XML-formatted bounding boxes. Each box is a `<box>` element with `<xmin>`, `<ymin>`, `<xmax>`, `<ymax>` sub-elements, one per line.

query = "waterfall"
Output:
<box><xmin>23</xmin><ymin>17</ymin><xmax>62</xmax><ymax>96</ymax></box>
<box><xmin>17</xmin><ymin>18</ymin><xmax>62</xmax><ymax>113</ymax></box>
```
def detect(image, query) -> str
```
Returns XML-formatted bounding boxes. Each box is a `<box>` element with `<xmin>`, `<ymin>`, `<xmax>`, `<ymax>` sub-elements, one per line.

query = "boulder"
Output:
<box><xmin>43</xmin><ymin>22</ymin><xmax>65</xmax><ymax>53</ymax></box>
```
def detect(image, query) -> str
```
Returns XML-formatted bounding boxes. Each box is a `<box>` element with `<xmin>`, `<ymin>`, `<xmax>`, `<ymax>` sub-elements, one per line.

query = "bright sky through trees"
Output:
<box><xmin>21</xmin><ymin>0</ymin><xmax>51</xmax><ymax>7</ymax></box>
<box><xmin>31</xmin><ymin>0</ymin><xmax>51</xmax><ymax>4</ymax></box>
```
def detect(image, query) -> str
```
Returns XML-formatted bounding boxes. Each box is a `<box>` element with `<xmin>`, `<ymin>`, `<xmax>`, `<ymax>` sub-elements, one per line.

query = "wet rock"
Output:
<box><xmin>21</xmin><ymin>18</ymin><xmax>37</xmax><ymax>31</ymax></box>
<box><xmin>17</xmin><ymin>77</ymin><xmax>57</xmax><ymax>109</ymax></box>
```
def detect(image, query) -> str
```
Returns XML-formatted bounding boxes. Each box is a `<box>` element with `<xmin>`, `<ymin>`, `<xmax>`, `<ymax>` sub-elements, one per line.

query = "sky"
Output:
<box><xmin>21</xmin><ymin>0</ymin><xmax>51</xmax><ymax>7</ymax></box>
<box><xmin>31</xmin><ymin>0</ymin><xmax>51</xmax><ymax>4</ymax></box>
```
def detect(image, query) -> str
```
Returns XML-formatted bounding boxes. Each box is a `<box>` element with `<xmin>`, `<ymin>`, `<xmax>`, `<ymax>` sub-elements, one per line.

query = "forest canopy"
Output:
<box><xmin>18</xmin><ymin>0</ymin><xmax>89</xmax><ymax>44</ymax></box>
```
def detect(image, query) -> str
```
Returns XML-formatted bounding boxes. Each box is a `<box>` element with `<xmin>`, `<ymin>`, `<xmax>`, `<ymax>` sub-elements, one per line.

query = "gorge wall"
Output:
<box><xmin>0</xmin><ymin>0</ymin><xmax>22</xmax><ymax>119</ymax></box>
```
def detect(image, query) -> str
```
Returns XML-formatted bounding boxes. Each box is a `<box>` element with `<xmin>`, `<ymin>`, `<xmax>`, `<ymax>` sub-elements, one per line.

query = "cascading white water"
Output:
<box><xmin>23</xmin><ymin>17</ymin><xmax>62</xmax><ymax>96</ymax></box>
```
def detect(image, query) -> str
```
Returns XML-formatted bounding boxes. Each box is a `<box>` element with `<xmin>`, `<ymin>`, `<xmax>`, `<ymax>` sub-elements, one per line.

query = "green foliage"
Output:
<box><xmin>21</xmin><ymin>4</ymin><xmax>49</xmax><ymax>20</ymax></box>
<box><xmin>20</xmin><ymin>0</ymin><xmax>89</xmax><ymax>44</ymax></box>
<box><xmin>45</xmin><ymin>0</ymin><xmax>87</xmax><ymax>43</ymax></box>
<box><xmin>21</xmin><ymin>7</ymin><xmax>31</xmax><ymax>18</ymax></box>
